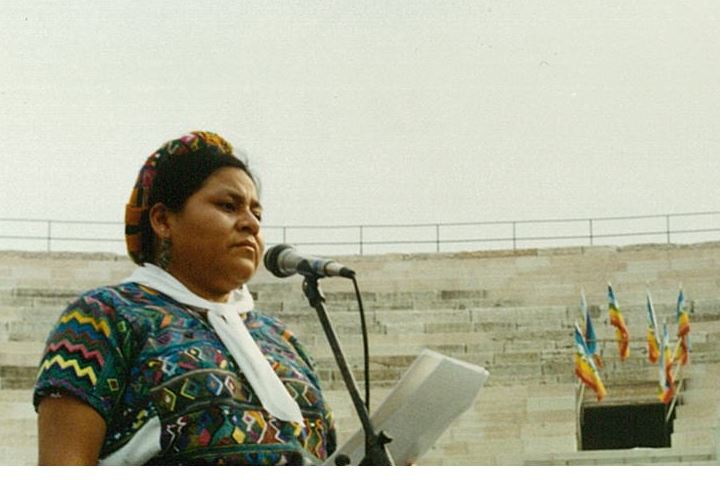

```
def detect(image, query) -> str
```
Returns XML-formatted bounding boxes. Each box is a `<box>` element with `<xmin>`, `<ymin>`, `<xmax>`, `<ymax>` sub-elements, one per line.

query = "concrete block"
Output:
<box><xmin>521</xmin><ymin>421</ymin><xmax>575</xmax><ymax>439</ymax></box>
<box><xmin>464</xmin><ymin>436</ymin><xmax>523</xmax><ymax>455</ymax></box>
<box><xmin>494</xmin><ymin>351</ymin><xmax>541</xmax><ymax>365</ymax></box>
<box><xmin>673</xmin><ymin>417</ymin><xmax>720</xmax><ymax>433</ymax></box>
<box><xmin>502</xmin><ymin>339</ymin><xmax>556</xmax><ymax>352</ymax></box>
<box><xmin>439</xmin><ymin>289</ymin><xmax>488</xmax><ymax>301</ymax></box>
<box><xmin>472</xmin><ymin>321</ymin><xmax>517</xmax><ymax>333</ymax></box>
<box><xmin>527</xmin><ymin>409</ymin><xmax>574</xmax><ymax>424</ymax></box>
<box><xmin>526</xmin><ymin>395</ymin><xmax>574</xmax><ymax>412</ymax></box>
<box><xmin>514</xmin><ymin>256</ymin><xmax>551</xmax><ymax>272</ymax></box>
<box><xmin>10</xmin><ymin>266</ymin><xmax>52</xmax><ymax>284</ymax></box>
<box><xmin>382</xmin><ymin>310</ymin><xmax>471</xmax><ymax>334</ymax></box>
<box><xmin>522</xmin><ymin>434</ymin><xmax>576</xmax><ymax>454</ymax></box>
<box><xmin>487</xmin><ymin>363</ymin><xmax>541</xmax><ymax>378</ymax></box>
<box><xmin>476</xmin><ymin>385</ymin><xmax>528</xmax><ymax>402</ymax></box>
<box><xmin>0</xmin><ymin>306</ymin><xmax>21</xmax><ymax>324</ymax></box>
<box><xmin>0</xmin><ymin>446</ymin><xmax>36</xmax><ymax>466</ymax></box>
<box><xmin>672</xmin><ymin>430</ymin><xmax>716</xmax><ymax>448</ymax></box>
<box><xmin>541</xmin><ymin>360</ymin><xmax>575</xmax><ymax>376</ymax></box>
<box><xmin>425</xmin><ymin>321</ymin><xmax>474</xmax><ymax>334</ymax></box>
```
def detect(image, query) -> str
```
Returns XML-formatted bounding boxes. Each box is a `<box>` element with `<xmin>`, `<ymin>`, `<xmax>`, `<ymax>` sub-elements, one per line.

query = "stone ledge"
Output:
<box><xmin>524</xmin><ymin>445</ymin><xmax>717</xmax><ymax>466</ymax></box>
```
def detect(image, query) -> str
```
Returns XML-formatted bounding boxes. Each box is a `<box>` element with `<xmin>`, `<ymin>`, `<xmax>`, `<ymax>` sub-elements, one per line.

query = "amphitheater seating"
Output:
<box><xmin>0</xmin><ymin>243</ymin><xmax>719</xmax><ymax>465</ymax></box>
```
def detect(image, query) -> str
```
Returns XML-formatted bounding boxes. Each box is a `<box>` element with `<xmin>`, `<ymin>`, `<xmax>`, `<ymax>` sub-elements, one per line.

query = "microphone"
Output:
<box><xmin>263</xmin><ymin>244</ymin><xmax>356</xmax><ymax>279</ymax></box>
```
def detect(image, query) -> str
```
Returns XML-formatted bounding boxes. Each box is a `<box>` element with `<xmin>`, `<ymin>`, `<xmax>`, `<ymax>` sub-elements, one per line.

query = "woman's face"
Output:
<box><xmin>164</xmin><ymin>167</ymin><xmax>264</xmax><ymax>302</ymax></box>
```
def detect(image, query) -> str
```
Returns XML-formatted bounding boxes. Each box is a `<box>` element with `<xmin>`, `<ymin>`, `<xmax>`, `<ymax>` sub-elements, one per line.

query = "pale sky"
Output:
<box><xmin>1</xmin><ymin>1</ymin><xmax>719</xmax><ymax>253</ymax></box>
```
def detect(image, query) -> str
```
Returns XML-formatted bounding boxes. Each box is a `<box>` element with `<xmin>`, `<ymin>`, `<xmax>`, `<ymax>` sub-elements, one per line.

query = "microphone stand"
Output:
<box><xmin>301</xmin><ymin>274</ymin><xmax>394</xmax><ymax>466</ymax></box>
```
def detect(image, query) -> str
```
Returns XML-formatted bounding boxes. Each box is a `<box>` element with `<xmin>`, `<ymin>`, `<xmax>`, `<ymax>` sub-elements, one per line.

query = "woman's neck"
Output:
<box><xmin>164</xmin><ymin>265</ymin><xmax>232</xmax><ymax>303</ymax></box>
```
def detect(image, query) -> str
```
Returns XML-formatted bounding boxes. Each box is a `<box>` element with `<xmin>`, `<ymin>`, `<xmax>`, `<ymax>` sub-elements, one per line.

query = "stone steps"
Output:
<box><xmin>0</xmin><ymin>446</ymin><xmax>37</xmax><ymax>466</ymax></box>
<box><xmin>524</xmin><ymin>445</ymin><xmax>717</xmax><ymax>465</ymax></box>
<box><xmin>0</xmin><ymin>341</ymin><xmax>44</xmax><ymax>366</ymax></box>
<box><xmin>670</xmin><ymin>363</ymin><xmax>720</xmax><ymax>453</ymax></box>
<box><xmin>0</xmin><ymin>366</ymin><xmax>38</xmax><ymax>390</ymax></box>
<box><xmin>2</xmin><ymin>280</ymin><xmax>718</xmax><ymax>368</ymax></box>
<box><xmin>0</xmin><ymin>390</ymin><xmax>37</xmax><ymax>465</ymax></box>
<box><xmin>2</xmin><ymin>245</ymin><xmax>720</xmax><ymax>466</ymax></box>
<box><xmin>0</xmin><ymin>384</ymin><xmax>581</xmax><ymax>466</ymax></box>
<box><xmin>420</xmin><ymin>384</ymin><xmax>576</xmax><ymax>465</ymax></box>
<box><xmin>3</xmin><ymin>331</ymin><xmax>717</xmax><ymax>394</ymax></box>
<box><xmin>3</xmin><ymin>243</ymin><xmax>720</xmax><ymax>301</ymax></box>
<box><xmin>5</xmin><ymin>293</ymin><xmax>717</xmax><ymax>343</ymax></box>
<box><xmin>0</xmin><ymin>388</ymin><xmax>35</xmax><ymax>414</ymax></box>
<box><xmin>328</xmin><ymin>383</ymin><xmax>567</xmax><ymax>466</ymax></box>
<box><xmin>5</xmin><ymin>282</ymin><xmax>719</xmax><ymax>314</ymax></box>
<box><xmin>0</xmin><ymin>341</ymin><xmax>44</xmax><ymax>389</ymax></box>
<box><xmin>0</xmin><ymin>418</ymin><xmax>37</xmax><ymax>445</ymax></box>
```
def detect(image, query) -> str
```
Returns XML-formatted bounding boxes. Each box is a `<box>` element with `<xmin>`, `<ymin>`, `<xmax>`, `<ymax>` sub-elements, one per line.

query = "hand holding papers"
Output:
<box><xmin>325</xmin><ymin>349</ymin><xmax>489</xmax><ymax>466</ymax></box>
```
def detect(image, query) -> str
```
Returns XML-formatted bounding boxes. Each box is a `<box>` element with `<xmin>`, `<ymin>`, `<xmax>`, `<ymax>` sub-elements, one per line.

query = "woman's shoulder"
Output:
<box><xmin>60</xmin><ymin>283</ymin><xmax>179</xmax><ymax>329</ymax></box>
<box><xmin>249</xmin><ymin>311</ymin><xmax>319</xmax><ymax>367</ymax></box>
<box><xmin>67</xmin><ymin>282</ymin><xmax>163</xmax><ymax>310</ymax></box>
<box><xmin>249</xmin><ymin>311</ymin><xmax>308</xmax><ymax>347</ymax></box>
<box><xmin>249</xmin><ymin>311</ymin><xmax>292</xmax><ymax>336</ymax></box>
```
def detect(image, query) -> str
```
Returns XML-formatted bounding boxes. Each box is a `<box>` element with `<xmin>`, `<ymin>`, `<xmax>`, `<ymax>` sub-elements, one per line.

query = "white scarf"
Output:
<box><xmin>125</xmin><ymin>264</ymin><xmax>303</xmax><ymax>424</ymax></box>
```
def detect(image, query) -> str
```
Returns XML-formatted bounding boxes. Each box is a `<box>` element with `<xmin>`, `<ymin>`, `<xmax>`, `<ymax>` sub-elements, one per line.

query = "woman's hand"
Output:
<box><xmin>37</xmin><ymin>395</ymin><xmax>106</xmax><ymax>465</ymax></box>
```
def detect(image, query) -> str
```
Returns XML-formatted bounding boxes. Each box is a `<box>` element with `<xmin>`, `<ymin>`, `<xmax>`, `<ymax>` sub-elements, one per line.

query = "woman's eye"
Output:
<box><xmin>253</xmin><ymin>211</ymin><xmax>263</xmax><ymax>222</ymax></box>
<box><xmin>220</xmin><ymin>202</ymin><xmax>236</xmax><ymax>212</ymax></box>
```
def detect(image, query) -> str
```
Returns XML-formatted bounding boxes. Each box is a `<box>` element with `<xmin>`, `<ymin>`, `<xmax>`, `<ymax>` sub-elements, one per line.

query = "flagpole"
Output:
<box><xmin>666</xmin><ymin>363</ymin><xmax>684</xmax><ymax>423</ymax></box>
<box><xmin>575</xmin><ymin>380</ymin><xmax>585</xmax><ymax>450</ymax></box>
<box><xmin>575</xmin><ymin>380</ymin><xmax>585</xmax><ymax>409</ymax></box>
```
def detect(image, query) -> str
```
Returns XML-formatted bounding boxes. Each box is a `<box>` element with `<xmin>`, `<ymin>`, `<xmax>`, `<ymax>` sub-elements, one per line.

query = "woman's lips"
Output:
<box><xmin>232</xmin><ymin>242</ymin><xmax>257</xmax><ymax>255</ymax></box>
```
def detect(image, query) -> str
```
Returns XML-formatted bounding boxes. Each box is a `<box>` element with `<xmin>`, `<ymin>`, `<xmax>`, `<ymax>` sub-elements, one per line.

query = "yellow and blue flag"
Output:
<box><xmin>608</xmin><ymin>283</ymin><xmax>630</xmax><ymax>361</ymax></box>
<box><xmin>646</xmin><ymin>291</ymin><xmax>660</xmax><ymax>364</ymax></box>
<box><xmin>581</xmin><ymin>290</ymin><xmax>603</xmax><ymax>368</ymax></box>
<box><xmin>658</xmin><ymin>321</ymin><xmax>675</xmax><ymax>404</ymax></box>
<box><xmin>674</xmin><ymin>287</ymin><xmax>691</xmax><ymax>366</ymax></box>
<box><xmin>574</xmin><ymin>323</ymin><xmax>607</xmax><ymax>401</ymax></box>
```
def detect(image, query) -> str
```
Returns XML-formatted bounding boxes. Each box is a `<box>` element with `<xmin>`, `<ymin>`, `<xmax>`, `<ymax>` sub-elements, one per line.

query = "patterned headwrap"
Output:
<box><xmin>125</xmin><ymin>131</ymin><xmax>234</xmax><ymax>265</ymax></box>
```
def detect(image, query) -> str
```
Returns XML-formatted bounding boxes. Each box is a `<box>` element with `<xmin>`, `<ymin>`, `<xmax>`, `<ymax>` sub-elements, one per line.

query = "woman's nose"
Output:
<box><xmin>237</xmin><ymin>208</ymin><xmax>261</xmax><ymax>234</ymax></box>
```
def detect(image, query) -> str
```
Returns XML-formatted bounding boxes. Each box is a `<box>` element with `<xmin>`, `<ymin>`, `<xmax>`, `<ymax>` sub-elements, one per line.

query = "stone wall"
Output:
<box><xmin>1</xmin><ymin>242</ymin><xmax>719</xmax><ymax>465</ymax></box>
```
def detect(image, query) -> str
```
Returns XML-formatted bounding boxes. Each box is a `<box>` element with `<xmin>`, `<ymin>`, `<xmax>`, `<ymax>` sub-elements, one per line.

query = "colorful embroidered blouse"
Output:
<box><xmin>33</xmin><ymin>282</ymin><xmax>336</xmax><ymax>465</ymax></box>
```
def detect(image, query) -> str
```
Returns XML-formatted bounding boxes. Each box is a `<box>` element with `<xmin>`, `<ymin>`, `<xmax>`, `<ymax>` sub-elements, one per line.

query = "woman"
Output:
<box><xmin>34</xmin><ymin>131</ymin><xmax>336</xmax><ymax>465</ymax></box>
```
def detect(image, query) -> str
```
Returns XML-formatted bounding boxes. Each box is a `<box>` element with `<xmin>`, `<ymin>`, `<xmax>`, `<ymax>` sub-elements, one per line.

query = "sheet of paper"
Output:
<box><xmin>324</xmin><ymin>349</ymin><xmax>489</xmax><ymax>465</ymax></box>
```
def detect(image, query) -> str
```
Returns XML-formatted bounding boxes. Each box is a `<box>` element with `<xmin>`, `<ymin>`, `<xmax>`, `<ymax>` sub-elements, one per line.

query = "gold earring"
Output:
<box><xmin>158</xmin><ymin>237</ymin><xmax>172</xmax><ymax>270</ymax></box>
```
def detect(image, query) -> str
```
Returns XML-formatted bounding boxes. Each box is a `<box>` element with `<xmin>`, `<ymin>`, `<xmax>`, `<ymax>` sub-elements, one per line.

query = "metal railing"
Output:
<box><xmin>1</xmin><ymin>211</ymin><xmax>719</xmax><ymax>256</ymax></box>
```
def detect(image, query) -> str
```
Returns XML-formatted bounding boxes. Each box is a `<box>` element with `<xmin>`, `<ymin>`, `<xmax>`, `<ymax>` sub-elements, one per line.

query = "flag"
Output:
<box><xmin>673</xmin><ymin>287</ymin><xmax>691</xmax><ymax>365</ymax></box>
<box><xmin>658</xmin><ymin>322</ymin><xmax>675</xmax><ymax>404</ymax></box>
<box><xmin>574</xmin><ymin>323</ymin><xmax>607</xmax><ymax>401</ymax></box>
<box><xmin>608</xmin><ymin>283</ymin><xmax>630</xmax><ymax>360</ymax></box>
<box><xmin>581</xmin><ymin>290</ymin><xmax>603</xmax><ymax>368</ymax></box>
<box><xmin>645</xmin><ymin>291</ymin><xmax>660</xmax><ymax>364</ymax></box>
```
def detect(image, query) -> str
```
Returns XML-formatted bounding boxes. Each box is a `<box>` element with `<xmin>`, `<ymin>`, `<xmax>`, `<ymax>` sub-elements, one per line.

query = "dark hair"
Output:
<box><xmin>140</xmin><ymin>148</ymin><xmax>258</xmax><ymax>261</ymax></box>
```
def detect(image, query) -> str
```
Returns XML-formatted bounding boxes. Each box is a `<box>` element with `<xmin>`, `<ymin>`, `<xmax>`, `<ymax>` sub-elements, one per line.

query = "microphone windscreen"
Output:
<box><xmin>263</xmin><ymin>243</ymin><xmax>294</xmax><ymax>278</ymax></box>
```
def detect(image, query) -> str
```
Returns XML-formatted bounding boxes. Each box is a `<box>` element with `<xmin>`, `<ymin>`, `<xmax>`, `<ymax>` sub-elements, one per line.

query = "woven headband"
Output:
<box><xmin>124</xmin><ymin>131</ymin><xmax>234</xmax><ymax>265</ymax></box>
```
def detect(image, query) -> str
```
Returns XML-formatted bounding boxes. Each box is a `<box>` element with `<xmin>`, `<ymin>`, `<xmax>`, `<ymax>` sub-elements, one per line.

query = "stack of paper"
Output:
<box><xmin>324</xmin><ymin>349</ymin><xmax>489</xmax><ymax>466</ymax></box>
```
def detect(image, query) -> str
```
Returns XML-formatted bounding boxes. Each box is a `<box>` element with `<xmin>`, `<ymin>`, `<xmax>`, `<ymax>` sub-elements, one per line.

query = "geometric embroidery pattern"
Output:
<box><xmin>33</xmin><ymin>282</ymin><xmax>336</xmax><ymax>465</ymax></box>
